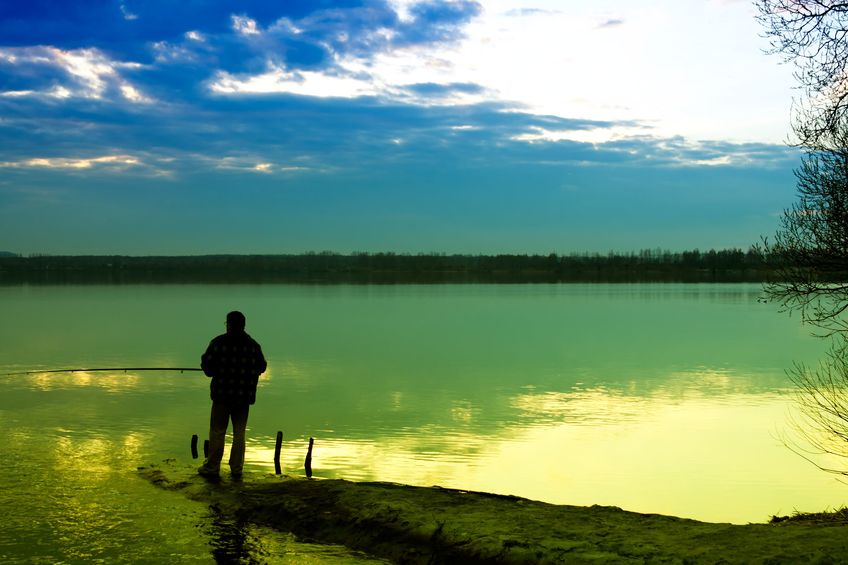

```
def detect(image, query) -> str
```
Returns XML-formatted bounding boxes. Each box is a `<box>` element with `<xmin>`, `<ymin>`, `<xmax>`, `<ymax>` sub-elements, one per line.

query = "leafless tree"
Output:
<box><xmin>762</xmin><ymin>128</ymin><xmax>848</xmax><ymax>336</ymax></box>
<box><xmin>756</xmin><ymin>0</ymin><xmax>848</xmax><ymax>148</ymax></box>
<box><xmin>785</xmin><ymin>338</ymin><xmax>848</xmax><ymax>476</ymax></box>
<box><xmin>758</xmin><ymin>2</ymin><xmax>848</xmax><ymax>474</ymax></box>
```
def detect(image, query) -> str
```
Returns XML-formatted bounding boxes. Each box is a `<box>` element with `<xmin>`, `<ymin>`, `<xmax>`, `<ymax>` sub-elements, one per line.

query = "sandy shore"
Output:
<box><xmin>140</xmin><ymin>461</ymin><xmax>848</xmax><ymax>563</ymax></box>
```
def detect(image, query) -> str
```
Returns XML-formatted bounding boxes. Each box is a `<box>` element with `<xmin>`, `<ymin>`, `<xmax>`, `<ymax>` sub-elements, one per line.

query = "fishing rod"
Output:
<box><xmin>2</xmin><ymin>367</ymin><xmax>203</xmax><ymax>377</ymax></box>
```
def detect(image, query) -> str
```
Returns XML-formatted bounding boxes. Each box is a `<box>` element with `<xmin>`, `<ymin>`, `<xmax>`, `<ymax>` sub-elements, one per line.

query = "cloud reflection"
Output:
<box><xmin>26</xmin><ymin>371</ymin><xmax>143</xmax><ymax>392</ymax></box>
<box><xmin>252</xmin><ymin>391</ymin><xmax>843</xmax><ymax>524</ymax></box>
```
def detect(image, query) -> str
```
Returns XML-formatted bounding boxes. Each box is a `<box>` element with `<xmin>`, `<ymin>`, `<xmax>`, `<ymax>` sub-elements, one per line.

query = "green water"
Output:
<box><xmin>1</xmin><ymin>283</ymin><xmax>845</xmax><ymax>562</ymax></box>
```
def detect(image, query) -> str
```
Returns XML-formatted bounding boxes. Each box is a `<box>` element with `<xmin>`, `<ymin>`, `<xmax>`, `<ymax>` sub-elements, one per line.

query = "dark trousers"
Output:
<box><xmin>201</xmin><ymin>401</ymin><xmax>250</xmax><ymax>475</ymax></box>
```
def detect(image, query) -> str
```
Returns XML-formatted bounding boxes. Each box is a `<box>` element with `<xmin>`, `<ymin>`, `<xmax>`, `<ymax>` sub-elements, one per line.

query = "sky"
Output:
<box><xmin>0</xmin><ymin>0</ymin><xmax>803</xmax><ymax>255</ymax></box>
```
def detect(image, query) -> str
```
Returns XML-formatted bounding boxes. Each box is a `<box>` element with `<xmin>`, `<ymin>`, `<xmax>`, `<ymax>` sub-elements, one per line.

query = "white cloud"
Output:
<box><xmin>209</xmin><ymin>64</ymin><xmax>382</xmax><ymax>98</ymax></box>
<box><xmin>512</xmin><ymin>125</ymin><xmax>651</xmax><ymax>144</ymax></box>
<box><xmin>119</xmin><ymin>83</ymin><xmax>151</xmax><ymax>103</ymax></box>
<box><xmin>207</xmin><ymin>156</ymin><xmax>311</xmax><ymax>174</ymax></box>
<box><xmin>244</xmin><ymin>0</ymin><xmax>792</xmax><ymax>143</ymax></box>
<box><xmin>55</xmin><ymin>49</ymin><xmax>121</xmax><ymax>93</ymax></box>
<box><xmin>387</xmin><ymin>0</ymin><xmax>418</xmax><ymax>23</ymax></box>
<box><xmin>269</xmin><ymin>18</ymin><xmax>303</xmax><ymax>36</ymax></box>
<box><xmin>0</xmin><ymin>90</ymin><xmax>35</xmax><ymax>98</ymax></box>
<box><xmin>0</xmin><ymin>155</ymin><xmax>142</xmax><ymax>170</ymax></box>
<box><xmin>681</xmin><ymin>155</ymin><xmax>734</xmax><ymax>167</ymax></box>
<box><xmin>51</xmin><ymin>85</ymin><xmax>72</xmax><ymax>99</ymax></box>
<box><xmin>198</xmin><ymin>0</ymin><xmax>794</xmax><ymax>144</ymax></box>
<box><xmin>232</xmin><ymin>15</ymin><xmax>260</xmax><ymax>35</ymax></box>
<box><xmin>209</xmin><ymin>50</ymin><xmax>493</xmax><ymax>106</ymax></box>
<box><xmin>0</xmin><ymin>46</ymin><xmax>151</xmax><ymax>104</ymax></box>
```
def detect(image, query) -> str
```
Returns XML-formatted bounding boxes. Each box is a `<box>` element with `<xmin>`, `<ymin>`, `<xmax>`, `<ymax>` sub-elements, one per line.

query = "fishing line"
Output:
<box><xmin>1</xmin><ymin>367</ymin><xmax>203</xmax><ymax>376</ymax></box>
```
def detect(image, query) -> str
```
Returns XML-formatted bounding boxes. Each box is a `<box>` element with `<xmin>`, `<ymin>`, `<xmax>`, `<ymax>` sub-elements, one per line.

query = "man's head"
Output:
<box><xmin>226</xmin><ymin>311</ymin><xmax>246</xmax><ymax>333</ymax></box>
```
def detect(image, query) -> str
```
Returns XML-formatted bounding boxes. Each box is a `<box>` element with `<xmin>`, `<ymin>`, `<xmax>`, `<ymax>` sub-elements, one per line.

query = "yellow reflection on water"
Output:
<box><xmin>251</xmin><ymin>385</ymin><xmax>848</xmax><ymax>525</ymax></box>
<box><xmin>52</xmin><ymin>435</ymin><xmax>114</xmax><ymax>476</ymax></box>
<box><xmin>450</xmin><ymin>400</ymin><xmax>476</xmax><ymax>423</ymax></box>
<box><xmin>479</xmin><ymin>396</ymin><xmax>847</xmax><ymax>523</ymax></box>
<box><xmin>511</xmin><ymin>388</ymin><xmax>645</xmax><ymax>424</ymax></box>
<box><xmin>43</xmin><ymin>434</ymin><xmax>139</xmax><ymax>558</ymax></box>
<box><xmin>27</xmin><ymin>371</ymin><xmax>143</xmax><ymax>392</ymax></box>
<box><xmin>255</xmin><ymin>361</ymin><xmax>276</xmax><ymax>386</ymax></box>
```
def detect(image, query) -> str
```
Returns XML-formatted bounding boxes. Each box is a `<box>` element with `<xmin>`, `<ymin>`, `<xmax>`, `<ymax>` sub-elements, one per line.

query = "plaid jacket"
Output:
<box><xmin>201</xmin><ymin>331</ymin><xmax>267</xmax><ymax>405</ymax></box>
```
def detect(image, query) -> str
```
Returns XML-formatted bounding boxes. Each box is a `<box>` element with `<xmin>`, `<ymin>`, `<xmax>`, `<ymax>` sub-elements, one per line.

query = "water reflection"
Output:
<box><xmin>206</xmin><ymin>507</ymin><xmax>263</xmax><ymax>564</ymax></box>
<box><xmin>0</xmin><ymin>430</ymin><xmax>212</xmax><ymax>563</ymax></box>
<box><xmin>1</xmin><ymin>283</ymin><xmax>845</xmax><ymax>562</ymax></box>
<box><xmin>26</xmin><ymin>371</ymin><xmax>144</xmax><ymax>392</ymax></box>
<box><xmin>0</xmin><ymin>420</ymin><xmax>387</xmax><ymax>563</ymax></box>
<box><xmin>511</xmin><ymin>387</ymin><xmax>646</xmax><ymax>424</ymax></box>
<box><xmin>252</xmin><ymin>391</ymin><xmax>845</xmax><ymax>524</ymax></box>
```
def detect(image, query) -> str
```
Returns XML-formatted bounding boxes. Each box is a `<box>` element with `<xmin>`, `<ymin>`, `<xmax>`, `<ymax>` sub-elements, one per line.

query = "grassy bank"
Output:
<box><xmin>141</xmin><ymin>461</ymin><xmax>848</xmax><ymax>563</ymax></box>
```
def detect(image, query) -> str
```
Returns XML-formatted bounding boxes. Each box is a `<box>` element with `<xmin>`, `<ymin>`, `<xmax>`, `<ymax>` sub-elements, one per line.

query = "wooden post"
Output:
<box><xmin>191</xmin><ymin>434</ymin><xmax>199</xmax><ymax>459</ymax></box>
<box><xmin>304</xmin><ymin>437</ymin><xmax>314</xmax><ymax>478</ymax></box>
<box><xmin>203</xmin><ymin>439</ymin><xmax>209</xmax><ymax>458</ymax></box>
<box><xmin>274</xmin><ymin>431</ymin><xmax>283</xmax><ymax>475</ymax></box>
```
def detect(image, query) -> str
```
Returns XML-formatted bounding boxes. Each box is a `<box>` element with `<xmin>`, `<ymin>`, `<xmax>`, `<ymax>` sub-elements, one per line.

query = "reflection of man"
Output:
<box><xmin>198</xmin><ymin>311</ymin><xmax>267</xmax><ymax>479</ymax></box>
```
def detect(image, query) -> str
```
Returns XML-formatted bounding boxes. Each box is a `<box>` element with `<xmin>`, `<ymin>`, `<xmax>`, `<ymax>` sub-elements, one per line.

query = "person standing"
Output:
<box><xmin>198</xmin><ymin>310</ymin><xmax>267</xmax><ymax>479</ymax></box>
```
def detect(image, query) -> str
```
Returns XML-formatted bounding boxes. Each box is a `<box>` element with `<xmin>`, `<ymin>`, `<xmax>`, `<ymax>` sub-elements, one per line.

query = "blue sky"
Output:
<box><xmin>0</xmin><ymin>0</ymin><xmax>800</xmax><ymax>255</ymax></box>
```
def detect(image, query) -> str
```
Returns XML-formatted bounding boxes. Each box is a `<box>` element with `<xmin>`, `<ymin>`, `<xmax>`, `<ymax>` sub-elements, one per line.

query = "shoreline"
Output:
<box><xmin>140</xmin><ymin>461</ymin><xmax>848</xmax><ymax>563</ymax></box>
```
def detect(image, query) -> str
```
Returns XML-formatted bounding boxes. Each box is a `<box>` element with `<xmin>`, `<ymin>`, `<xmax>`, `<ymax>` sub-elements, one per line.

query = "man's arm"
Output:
<box><xmin>201</xmin><ymin>339</ymin><xmax>218</xmax><ymax>378</ymax></box>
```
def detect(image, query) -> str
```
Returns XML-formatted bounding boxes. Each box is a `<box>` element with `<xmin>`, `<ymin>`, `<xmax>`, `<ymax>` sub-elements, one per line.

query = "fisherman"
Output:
<box><xmin>198</xmin><ymin>310</ymin><xmax>267</xmax><ymax>479</ymax></box>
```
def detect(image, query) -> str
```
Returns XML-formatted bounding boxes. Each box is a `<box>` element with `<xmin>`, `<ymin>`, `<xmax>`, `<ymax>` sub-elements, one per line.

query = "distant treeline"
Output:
<box><xmin>0</xmin><ymin>248</ymin><xmax>781</xmax><ymax>284</ymax></box>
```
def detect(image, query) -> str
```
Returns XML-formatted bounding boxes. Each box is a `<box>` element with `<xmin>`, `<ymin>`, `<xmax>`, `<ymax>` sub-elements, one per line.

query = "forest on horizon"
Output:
<box><xmin>0</xmin><ymin>247</ymin><xmax>788</xmax><ymax>284</ymax></box>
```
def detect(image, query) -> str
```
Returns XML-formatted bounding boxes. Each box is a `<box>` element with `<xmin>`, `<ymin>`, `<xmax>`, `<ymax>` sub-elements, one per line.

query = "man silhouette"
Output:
<box><xmin>198</xmin><ymin>311</ymin><xmax>267</xmax><ymax>479</ymax></box>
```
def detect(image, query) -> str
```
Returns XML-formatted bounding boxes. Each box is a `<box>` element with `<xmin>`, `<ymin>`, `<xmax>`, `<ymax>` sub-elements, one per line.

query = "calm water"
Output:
<box><xmin>1</xmin><ymin>283</ymin><xmax>846</xmax><ymax>562</ymax></box>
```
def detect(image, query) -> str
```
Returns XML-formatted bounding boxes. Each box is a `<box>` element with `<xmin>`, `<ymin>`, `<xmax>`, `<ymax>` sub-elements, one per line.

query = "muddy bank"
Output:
<box><xmin>140</xmin><ymin>461</ymin><xmax>848</xmax><ymax>563</ymax></box>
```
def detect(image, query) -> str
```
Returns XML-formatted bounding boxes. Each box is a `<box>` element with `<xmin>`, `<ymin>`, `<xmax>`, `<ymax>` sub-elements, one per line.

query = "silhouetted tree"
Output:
<box><xmin>757</xmin><ymin>0</ymin><xmax>848</xmax><ymax>148</ymax></box>
<box><xmin>762</xmin><ymin>131</ymin><xmax>848</xmax><ymax>335</ymax></box>
<box><xmin>784</xmin><ymin>339</ymin><xmax>848</xmax><ymax>476</ymax></box>
<box><xmin>758</xmin><ymin>2</ymin><xmax>848</xmax><ymax>474</ymax></box>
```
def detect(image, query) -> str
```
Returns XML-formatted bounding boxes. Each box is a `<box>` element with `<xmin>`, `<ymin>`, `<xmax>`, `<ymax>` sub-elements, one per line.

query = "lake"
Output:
<box><xmin>1</xmin><ymin>283</ymin><xmax>845</xmax><ymax>562</ymax></box>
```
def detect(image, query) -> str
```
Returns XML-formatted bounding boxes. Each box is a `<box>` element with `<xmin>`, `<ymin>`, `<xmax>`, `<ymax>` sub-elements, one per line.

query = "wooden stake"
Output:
<box><xmin>191</xmin><ymin>434</ymin><xmax>199</xmax><ymax>459</ymax></box>
<box><xmin>203</xmin><ymin>439</ymin><xmax>209</xmax><ymax>458</ymax></box>
<box><xmin>274</xmin><ymin>431</ymin><xmax>283</xmax><ymax>475</ymax></box>
<box><xmin>305</xmin><ymin>437</ymin><xmax>314</xmax><ymax>478</ymax></box>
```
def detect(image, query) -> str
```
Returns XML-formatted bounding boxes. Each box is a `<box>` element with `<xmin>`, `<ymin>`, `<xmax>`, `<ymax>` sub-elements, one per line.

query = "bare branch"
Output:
<box><xmin>757</xmin><ymin>1</ymin><xmax>848</xmax><ymax>147</ymax></box>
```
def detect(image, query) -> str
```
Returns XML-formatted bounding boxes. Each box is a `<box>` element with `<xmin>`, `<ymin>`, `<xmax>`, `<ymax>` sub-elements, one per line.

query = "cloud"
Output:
<box><xmin>232</xmin><ymin>15</ymin><xmax>261</xmax><ymax>35</ymax></box>
<box><xmin>0</xmin><ymin>1</ymin><xmax>313</xmax><ymax>59</ymax></box>
<box><xmin>398</xmin><ymin>81</ymin><xmax>490</xmax><ymax>105</ymax></box>
<box><xmin>120</xmin><ymin>2</ymin><xmax>138</xmax><ymax>21</ymax></box>
<box><xmin>0</xmin><ymin>0</ymin><xmax>803</xmax><ymax>256</ymax></box>
<box><xmin>0</xmin><ymin>46</ymin><xmax>151</xmax><ymax>104</ymax></box>
<box><xmin>511</xmin><ymin>124</ymin><xmax>650</xmax><ymax>144</ymax></box>
<box><xmin>207</xmin><ymin>61</ymin><xmax>497</xmax><ymax>107</ymax></box>
<box><xmin>209</xmin><ymin>64</ymin><xmax>381</xmax><ymax>98</ymax></box>
<box><xmin>0</xmin><ymin>11</ymin><xmax>797</xmax><ymax>184</ymax></box>
<box><xmin>0</xmin><ymin>154</ymin><xmax>142</xmax><ymax>171</ymax></box>
<box><xmin>0</xmin><ymin>1</ymin><xmax>479</xmax><ymax>106</ymax></box>
<box><xmin>281</xmin><ymin>1</ymin><xmax>480</xmax><ymax>55</ymax></box>
<box><xmin>0</xmin><ymin>2</ymin><xmax>797</xmax><ymax>178</ymax></box>
<box><xmin>0</xmin><ymin>83</ymin><xmax>797</xmax><ymax>184</ymax></box>
<box><xmin>203</xmin><ymin>155</ymin><xmax>314</xmax><ymax>174</ymax></box>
